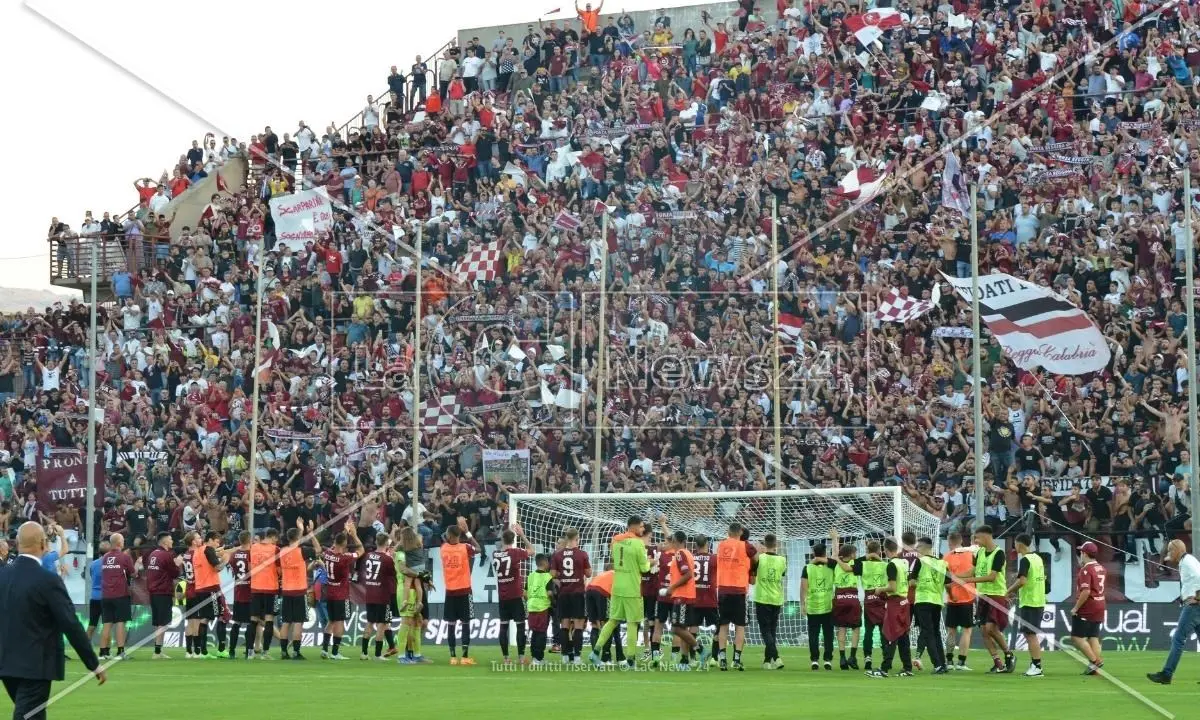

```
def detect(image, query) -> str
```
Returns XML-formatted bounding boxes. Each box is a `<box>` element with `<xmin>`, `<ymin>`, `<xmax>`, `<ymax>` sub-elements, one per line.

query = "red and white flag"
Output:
<box><xmin>552</xmin><ymin>210</ymin><xmax>582</xmax><ymax>231</ymax></box>
<box><xmin>454</xmin><ymin>240</ymin><xmax>503</xmax><ymax>283</ymax></box>
<box><xmin>942</xmin><ymin>272</ymin><xmax>1111</xmax><ymax>375</ymax></box>
<box><xmin>591</xmin><ymin>199</ymin><xmax>616</xmax><ymax>216</ymax></box>
<box><xmin>844</xmin><ymin>9</ymin><xmax>904</xmax><ymax>46</ymax></box>
<box><xmin>776</xmin><ymin>311</ymin><xmax>804</xmax><ymax>341</ymax></box>
<box><xmin>420</xmin><ymin>394</ymin><xmax>462</xmax><ymax>433</ymax></box>
<box><xmin>875</xmin><ymin>285</ymin><xmax>940</xmax><ymax>323</ymax></box>
<box><xmin>836</xmin><ymin>165</ymin><xmax>888</xmax><ymax>202</ymax></box>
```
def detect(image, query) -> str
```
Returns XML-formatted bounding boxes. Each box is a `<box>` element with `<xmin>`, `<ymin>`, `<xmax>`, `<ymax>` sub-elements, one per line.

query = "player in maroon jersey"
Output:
<box><xmin>494</xmin><ymin>525</ymin><xmax>533</xmax><ymax>664</ymax></box>
<box><xmin>316</xmin><ymin>521</ymin><xmax>363</xmax><ymax>660</ymax></box>
<box><xmin>687</xmin><ymin>535</ymin><xmax>719</xmax><ymax>666</ymax></box>
<box><xmin>1071</xmin><ymin>542</ymin><xmax>1107</xmax><ymax>675</ymax></box>
<box><xmin>899</xmin><ymin>531</ymin><xmax>924</xmax><ymax>670</ymax></box>
<box><xmin>650</xmin><ymin>526</ymin><xmax>675</xmax><ymax>663</ymax></box>
<box><xmin>144</xmin><ymin>532</ymin><xmax>181</xmax><ymax>659</ymax></box>
<box><xmin>358</xmin><ymin>534</ymin><xmax>397</xmax><ymax>660</ymax></box>
<box><xmin>550</xmin><ymin>526</ymin><xmax>592</xmax><ymax>664</ymax></box>
<box><xmin>869</xmin><ymin>538</ymin><xmax>913</xmax><ymax>678</ymax></box>
<box><xmin>226</xmin><ymin>532</ymin><xmax>252</xmax><ymax>659</ymax></box>
<box><xmin>179</xmin><ymin>532</ymin><xmax>203</xmax><ymax>658</ymax></box>
<box><xmin>640</xmin><ymin>538</ymin><xmax>661</xmax><ymax>658</ymax></box>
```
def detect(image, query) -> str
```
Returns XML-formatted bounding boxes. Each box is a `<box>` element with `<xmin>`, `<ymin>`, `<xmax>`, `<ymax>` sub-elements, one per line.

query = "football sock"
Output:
<box><xmin>734</xmin><ymin>650</ymin><xmax>742</xmax><ymax>663</ymax></box>
<box><xmin>374</xmin><ymin>640</ymin><xmax>383</xmax><ymax>658</ymax></box>
<box><xmin>117</xmin><ymin>647</ymin><xmax>124</xmax><ymax>656</ymax></box>
<box><xmin>154</xmin><ymin>644</ymin><xmax>162</xmax><ymax>655</ymax></box>
<box><xmin>321</xmin><ymin>633</ymin><xmax>330</xmax><ymax>652</ymax></box>
<box><xmin>595</xmin><ymin>618</ymin><xmax>618</xmax><ymax>648</ymax></box>
<box><xmin>291</xmin><ymin>640</ymin><xmax>300</xmax><ymax>655</ymax></box>
<box><xmin>1032</xmin><ymin>658</ymin><xmax>1042</xmax><ymax>668</ymax></box>
<box><xmin>448</xmin><ymin>623</ymin><xmax>458</xmax><ymax>657</ymax></box>
<box><xmin>184</xmin><ymin>636</ymin><xmax>193</xmax><ymax>654</ymax></box>
<box><xmin>397</xmin><ymin>626</ymin><xmax>412</xmax><ymax>657</ymax></box>
<box><xmin>516</xmin><ymin>622</ymin><xmax>526</xmax><ymax>657</ymax></box>
<box><xmin>229</xmin><ymin>623</ymin><xmax>240</xmax><ymax>655</ymax></box>
<box><xmin>572</xmin><ymin>629</ymin><xmax>584</xmax><ymax>659</ymax></box>
<box><xmin>360</xmin><ymin>637</ymin><xmax>370</xmax><ymax>656</ymax></box>
<box><xmin>262</xmin><ymin>624</ymin><xmax>275</xmax><ymax>653</ymax></box>
<box><xmin>651</xmin><ymin>641</ymin><xmax>661</xmax><ymax>653</ymax></box>
<box><xmin>532</xmin><ymin>631</ymin><xmax>546</xmax><ymax>661</ymax></box>
<box><xmin>499</xmin><ymin>623</ymin><xmax>511</xmax><ymax>658</ymax></box>
<box><xmin>278</xmin><ymin>634</ymin><xmax>289</xmax><ymax>654</ymax></box>
<box><xmin>958</xmin><ymin>655</ymin><xmax>967</xmax><ymax>665</ymax></box>
<box><xmin>200</xmin><ymin>625</ymin><xmax>209</xmax><ymax>655</ymax></box>
<box><xmin>850</xmin><ymin>647</ymin><xmax>858</xmax><ymax>660</ymax></box>
<box><xmin>244</xmin><ymin>622</ymin><xmax>257</xmax><ymax>653</ymax></box>
<box><xmin>460</xmin><ymin>623</ymin><xmax>470</xmax><ymax>658</ymax></box>
<box><xmin>590</xmin><ymin>627</ymin><xmax>600</xmax><ymax>651</ymax></box>
<box><xmin>217</xmin><ymin>622</ymin><xmax>227</xmax><ymax>652</ymax></box>
<box><xmin>332</xmin><ymin>636</ymin><xmax>342</xmax><ymax>656</ymax></box>
<box><xmin>385</xmin><ymin>629</ymin><xmax>396</xmax><ymax>650</ymax></box>
<box><xmin>412</xmin><ymin>628</ymin><xmax>422</xmax><ymax>656</ymax></box>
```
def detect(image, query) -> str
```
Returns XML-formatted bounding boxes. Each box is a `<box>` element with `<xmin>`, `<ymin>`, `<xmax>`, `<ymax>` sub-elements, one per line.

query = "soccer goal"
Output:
<box><xmin>509</xmin><ymin>488</ymin><xmax>941</xmax><ymax>648</ymax></box>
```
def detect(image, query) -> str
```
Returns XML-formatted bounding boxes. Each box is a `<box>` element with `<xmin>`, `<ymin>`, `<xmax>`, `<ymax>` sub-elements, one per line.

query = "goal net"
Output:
<box><xmin>509</xmin><ymin>488</ymin><xmax>941</xmax><ymax>649</ymax></box>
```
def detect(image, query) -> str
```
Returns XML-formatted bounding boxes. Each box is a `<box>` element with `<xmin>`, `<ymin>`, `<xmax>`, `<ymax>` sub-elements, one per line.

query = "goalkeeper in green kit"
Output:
<box><xmin>590</xmin><ymin>516</ymin><xmax>650</xmax><ymax>669</ymax></box>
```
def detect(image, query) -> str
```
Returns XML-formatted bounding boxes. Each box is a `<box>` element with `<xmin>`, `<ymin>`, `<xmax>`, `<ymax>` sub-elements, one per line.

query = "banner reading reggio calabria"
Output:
<box><xmin>942</xmin><ymin>272</ymin><xmax>1111</xmax><ymax>375</ymax></box>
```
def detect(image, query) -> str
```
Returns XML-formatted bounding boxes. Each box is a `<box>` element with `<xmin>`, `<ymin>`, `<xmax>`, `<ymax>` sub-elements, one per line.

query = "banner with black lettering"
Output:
<box><xmin>36</xmin><ymin>447</ymin><xmax>105</xmax><ymax>513</ymax></box>
<box><xmin>942</xmin><ymin>272</ymin><xmax>1111</xmax><ymax>374</ymax></box>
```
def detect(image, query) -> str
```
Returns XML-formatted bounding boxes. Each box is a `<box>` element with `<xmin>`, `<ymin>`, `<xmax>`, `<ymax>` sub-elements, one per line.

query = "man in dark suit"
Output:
<box><xmin>0</xmin><ymin>522</ymin><xmax>105</xmax><ymax>720</ymax></box>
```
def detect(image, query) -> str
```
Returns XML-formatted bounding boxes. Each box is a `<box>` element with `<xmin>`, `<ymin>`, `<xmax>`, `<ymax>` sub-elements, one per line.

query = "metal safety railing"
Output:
<box><xmin>47</xmin><ymin>234</ymin><xmax>173</xmax><ymax>285</ymax></box>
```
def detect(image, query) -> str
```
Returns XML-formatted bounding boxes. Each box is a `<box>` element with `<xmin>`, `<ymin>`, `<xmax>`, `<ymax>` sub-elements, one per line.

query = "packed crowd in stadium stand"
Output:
<box><xmin>4</xmin><ymin>0</ymin><xmax>1198</xmax><ymax>584</ymax></box>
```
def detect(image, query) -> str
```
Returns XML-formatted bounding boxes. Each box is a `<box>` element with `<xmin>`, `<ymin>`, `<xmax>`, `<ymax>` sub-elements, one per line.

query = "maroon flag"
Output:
<box><xmin>35</xmin><ymin>446</ymin><xmax>105</xmax><ymax>514</ymax></box>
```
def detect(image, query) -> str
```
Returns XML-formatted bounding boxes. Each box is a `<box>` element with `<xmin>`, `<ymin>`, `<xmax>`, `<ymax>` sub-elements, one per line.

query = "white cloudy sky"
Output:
<box><xmin>2</xmin><ymin>0</ymin><xmax>698</xmax><ymax>292</ymax></box>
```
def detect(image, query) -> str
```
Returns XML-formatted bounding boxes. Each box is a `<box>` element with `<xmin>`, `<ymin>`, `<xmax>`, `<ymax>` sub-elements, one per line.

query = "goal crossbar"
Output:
<box><xmin>509</xmin><ymin>487</ymin><xmax>908</xmax><ymax>541</ymax></box>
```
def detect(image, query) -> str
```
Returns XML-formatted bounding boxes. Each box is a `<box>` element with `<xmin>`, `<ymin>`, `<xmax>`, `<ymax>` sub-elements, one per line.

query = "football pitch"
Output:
<box><xmin>45</xmin><ymin>649</ymin><xmax>1199</xmax><ymax>719</ymax></box>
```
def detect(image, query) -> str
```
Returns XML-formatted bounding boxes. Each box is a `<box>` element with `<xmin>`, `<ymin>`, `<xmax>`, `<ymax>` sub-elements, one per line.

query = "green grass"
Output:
<box><xmin>47</xmin><ymin>649</ymin><xmax>1198</xmax><ymax>720</ymax></box>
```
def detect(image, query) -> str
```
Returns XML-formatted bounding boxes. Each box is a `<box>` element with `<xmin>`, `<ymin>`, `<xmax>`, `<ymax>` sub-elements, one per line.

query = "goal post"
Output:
<box><xmin>509</xmin><ymin>488</ymin><xmax>940</xmax><ymax>648</ymax></box>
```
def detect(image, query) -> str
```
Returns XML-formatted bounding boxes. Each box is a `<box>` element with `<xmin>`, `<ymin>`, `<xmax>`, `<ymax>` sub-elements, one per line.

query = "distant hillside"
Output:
<box><xmin>0</xmin><ymin>287</ymin><xmax>83</xmax><ymax>313</ymax></box>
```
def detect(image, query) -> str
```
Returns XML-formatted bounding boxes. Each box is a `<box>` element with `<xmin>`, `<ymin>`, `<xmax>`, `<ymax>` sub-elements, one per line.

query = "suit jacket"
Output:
<box><xmin>0</xmin><ymin>556</ymin><xmax>100</xmax><ymax>680</ymax></box>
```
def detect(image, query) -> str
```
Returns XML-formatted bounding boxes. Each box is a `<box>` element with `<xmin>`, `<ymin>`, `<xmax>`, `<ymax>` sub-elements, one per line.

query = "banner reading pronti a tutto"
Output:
<box><xmin>35</xmin><ymin>447</ymin><xmax>105</xmax><ymax>513</ymax></box>
<box><xmin>942</xmin><ymin>272</ymin><xmax>1111</xmax><ymax>375</ymax></box>
<box><xmin>268</xmin><ymin>188</ymin><xmax>333</xmax><ymax>251</ymax></box>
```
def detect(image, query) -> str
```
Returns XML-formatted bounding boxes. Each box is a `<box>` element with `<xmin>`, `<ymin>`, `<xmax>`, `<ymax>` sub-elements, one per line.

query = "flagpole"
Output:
<box><xmin>1184</xmin><ymin>168</ymin><xmax>1200</xmax><ymax>553</ymax></box>
<box><xmin>246</xmin><ymin>245</ymin><xmax>267</xmax><ymax>539</ymax></box>
<box><xmin>771</xmin><ymin>196</ymin><xmax>783</xmax><ymax>489</ymax></box>
<box><xmin>970</xmin><ymin>182</ymin><xmax>985</xmax><ymax>528</ymax></box>
<box><xmin>411</xmin><ymin>226</ymin><xmax>424</xmax><ymax>526</ymax></box>
<box><xmin>85</xmin><ymin>238</ymin><xmax>98</xmax><ymax>563</ymax></box>
<box><xmin>593</xmin><ymin>213</ymin><xmax>609</xmax><ymax>491</ymax></box>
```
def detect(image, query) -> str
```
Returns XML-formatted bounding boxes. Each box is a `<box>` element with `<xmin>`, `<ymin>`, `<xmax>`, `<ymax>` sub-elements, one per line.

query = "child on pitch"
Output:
<box><xmin>526</xmin><ymin>554</ymin><xmax>555</xmax><ymax>665</ymax></box>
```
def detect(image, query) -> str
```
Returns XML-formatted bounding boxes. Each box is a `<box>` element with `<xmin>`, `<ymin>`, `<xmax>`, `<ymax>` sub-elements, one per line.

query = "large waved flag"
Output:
<box><xmin>942</xmin><ymin>272</ymin><xmax>1111</xmax><ymax>375</ymax></box>
<box><xmin>836</xmin><ymin>165</ymin><xmax>888</xmax><ymax>202</ymax></box>
<box><xmin>454</xmin><ymin>240</ymin><xmax>503</xmax><ymax>283</ymax></box>
<box><xmin>876</xmin><ymin>284</ymin><xmax>940</xmax><ymax>323</ymax></box>
<box><xmin>844</xmin><ymin>9</ymin><xmax>904</xmax><ymax>46</ymax></box>
<box><xmin>942</xmin><ymin>150</ymin><xmax>971</xmax><ymax>217</ymax></box>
